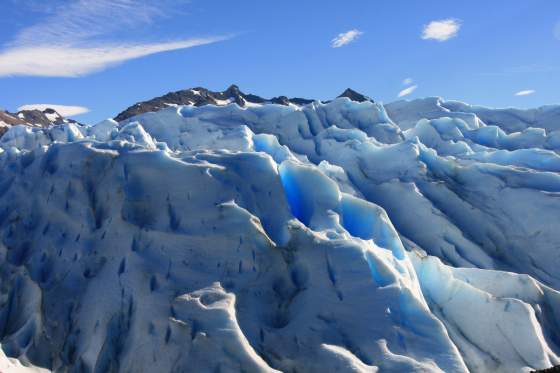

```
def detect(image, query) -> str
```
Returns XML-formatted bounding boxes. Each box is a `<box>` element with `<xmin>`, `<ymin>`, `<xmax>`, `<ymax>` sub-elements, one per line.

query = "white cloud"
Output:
<box><xmin>422</xmin><ymin>19</ymin><xmax>461</xmax><ymax>41</ymax></box>
<box><xmin>18</xmin><ymin>104</ymin><xmax>89</xmax><ymax>117</ymax></box>
<box><xmin>514</xmin><ymin>89</ymin><xmax>536</xmax><ymax>96</ymax></box>
<box><xmin>331</xmin><ymin>29</ymin><xmax>363</xmax><ymax>48</ymax></box>
<box><xmin>398</xmin><ymin>85</ymin><xmax>418</xmax><ymax>98</ymax></box>
<box><xmin>0</xmin><ymin>0</ymin><xmax>231</xmax><ymax>77</ymax></box>
<box><xmin>0</xmin><ymin>37</ymin><xmax>230</xmax><ymax>77</ymax></box>
<box><xmin>403</xmin><ymin>78</ymin><xmax>413</xmax><ymax>85</ymax></box>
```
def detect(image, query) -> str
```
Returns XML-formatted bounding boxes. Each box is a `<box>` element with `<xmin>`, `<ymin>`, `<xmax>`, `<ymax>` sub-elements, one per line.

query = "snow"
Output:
<box><xmin>44</xmin><ymin>112</ymin><xmax>60</xmax><ymax>122</ymax></box>
<box><xmin>0</xmin><ymin>349</ymin><xmax>49</xmax><ymax>372</ymax></box>
<box><xmin>213</xmin><ymin>98</ymin><xmax>234</xmax><ymax>105</ymax></box>
<box><xmin>245</xmin><ymin>101</ymin><xmax>264</xmax><ymax>108</ymax></box>
<box><xmin>0</xmin><ymin>95</ymin><xmax>559</xmax><ymax>372</ymax></box>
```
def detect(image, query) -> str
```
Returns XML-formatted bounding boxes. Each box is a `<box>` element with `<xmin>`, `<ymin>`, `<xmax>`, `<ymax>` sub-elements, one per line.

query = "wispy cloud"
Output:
<box><xmin>514</xmin><ymin>89</ymin><xmax>536</xmax><ymax>96</ymax></box>
<box><xmin>0</xmin><ymin>0</ymin><xmax>230</xmax><ymax>77</ymax></box>
<box><xmin>331</xmin><ymin>29</ymin><xmax>363</xmax><ymax>48</ymax></box>
<box><xmin>11</xmin><ymin>0</ymin><xmax>163</xmax><ymax>46</ymax></box>
<box><xmin>18</xmin><ymin>104</ymin><xmax>89</xmax><ymax>116</ymax></box>
<box><xmin>398</xmin><ymin>85</ymin><xmax>418</xmax><ymax>98</ymax></box>
<box><xmin>422</xmin><ymin>19</ymin><xmax>461</xmax><ymax>41</ymax></box>
<box><xmin>0</xmin><ymin>38</ymin><xmax>229</xmax><ymax>77</ymax></box>
<box><xmin>402</xmin><ymin>78</ymin><xmax>413</xmax><ymax>85</ymax></box>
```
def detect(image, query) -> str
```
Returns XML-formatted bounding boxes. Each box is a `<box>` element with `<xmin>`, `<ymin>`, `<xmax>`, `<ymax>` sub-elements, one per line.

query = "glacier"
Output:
<box><xmin>0</xmin><ymin>93</ymin><xmax>559</xmax><ymax>372</ymax></box>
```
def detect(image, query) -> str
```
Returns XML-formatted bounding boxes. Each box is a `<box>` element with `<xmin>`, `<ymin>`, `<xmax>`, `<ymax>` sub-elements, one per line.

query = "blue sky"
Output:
<box><xmin>0</xmin><ymin>0</ymin><xmax>559</xmax><ymax>123</ymax></box>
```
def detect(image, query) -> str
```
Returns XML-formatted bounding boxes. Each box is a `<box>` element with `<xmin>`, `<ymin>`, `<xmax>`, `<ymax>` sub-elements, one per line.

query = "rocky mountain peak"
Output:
<box><xmin>0</xmin><ymin>107</ymin><xmax>81</xmax><ymax>137</ymax></box>
<box><xmin>338</xmin><ymin>88</ymin><xmax>373</xmax><ymax>103</ymax></box>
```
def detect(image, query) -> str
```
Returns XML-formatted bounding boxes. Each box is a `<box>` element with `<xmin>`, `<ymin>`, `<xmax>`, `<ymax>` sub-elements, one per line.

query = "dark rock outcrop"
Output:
<box><xmin>337</xmin><ymin>88</ymin><xmax>373</xmax><ymax>103</ymax></box>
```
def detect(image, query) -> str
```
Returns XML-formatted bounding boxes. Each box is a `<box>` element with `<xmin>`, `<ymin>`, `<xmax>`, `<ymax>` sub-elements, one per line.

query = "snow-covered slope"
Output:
<box><xmin>0</xmin><ymin>90</ymin><xmax>559</xmax><ymax>372</ymax></box>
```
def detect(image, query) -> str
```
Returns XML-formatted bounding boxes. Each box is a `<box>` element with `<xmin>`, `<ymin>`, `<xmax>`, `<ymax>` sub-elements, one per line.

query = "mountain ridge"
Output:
<box><xmin>113</xmin><ymin>85</ymin><xmax>375</xmax><ymax>122</ymax></box>
<box><xmin>0</xmin><ymin>107</ymin><xmax>82</xmax><ymax>136</ymax></box>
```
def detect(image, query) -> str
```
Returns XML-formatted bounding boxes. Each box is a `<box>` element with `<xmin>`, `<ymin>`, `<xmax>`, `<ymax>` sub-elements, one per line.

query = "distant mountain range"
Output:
<box><xmin>0</xmin><ymin>85</ymin><xmax>373</xmax><ymax>136</ymax></box>
<box><xmin>113</xmin><ymin>85</ymin><xmax>373</xmax><ymax>122</ymax></box>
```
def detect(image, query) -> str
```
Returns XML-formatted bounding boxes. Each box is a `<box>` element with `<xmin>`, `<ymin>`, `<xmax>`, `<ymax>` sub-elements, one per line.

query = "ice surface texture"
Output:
<box><xmin>0</xmin><ymin>96</ymin><xmax>559</xmax><ymax>372</ymax></box>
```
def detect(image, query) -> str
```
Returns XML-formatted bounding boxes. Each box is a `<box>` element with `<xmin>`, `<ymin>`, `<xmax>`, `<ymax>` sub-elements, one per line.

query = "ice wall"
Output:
<box><xmin>0</xmin><ymin>96</ymin><xmax>559</xmax><ymax>372</ymax></box>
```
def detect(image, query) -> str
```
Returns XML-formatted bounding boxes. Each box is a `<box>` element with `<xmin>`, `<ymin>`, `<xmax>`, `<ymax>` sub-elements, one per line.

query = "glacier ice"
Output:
<box><xmin>0</xmin><ymin>95</ymin><xmax>559</xmax><ymax>372</ymax></box>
